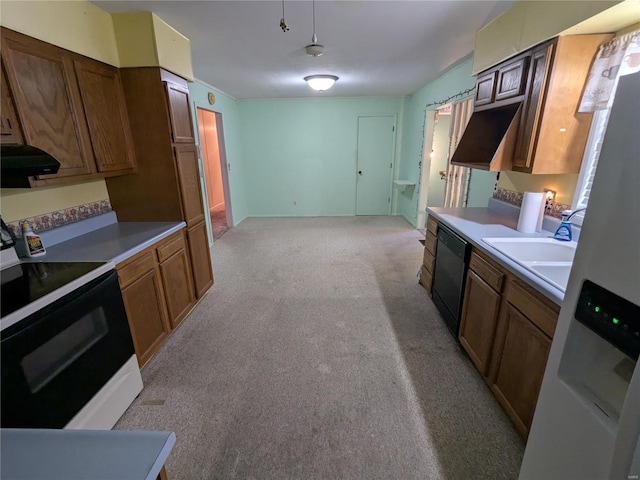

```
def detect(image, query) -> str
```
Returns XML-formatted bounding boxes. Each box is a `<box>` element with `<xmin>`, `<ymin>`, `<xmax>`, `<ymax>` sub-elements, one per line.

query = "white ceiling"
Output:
<box><xmin>93</xmin><ymin>1</ymin><xmax>515</xmax><ymax>99</ymax></box>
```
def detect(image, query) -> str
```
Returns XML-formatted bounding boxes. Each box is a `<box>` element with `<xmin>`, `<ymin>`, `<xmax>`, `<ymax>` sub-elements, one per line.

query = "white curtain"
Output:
<box><xmin>443</xmin><ymin>97</ymin><xmax>473</xmax><ymax>208</ymax></box>
<box><xmin>579</xmin><ymin>29</ymin><xmax>640</xmax><ymax>112</ymax></box>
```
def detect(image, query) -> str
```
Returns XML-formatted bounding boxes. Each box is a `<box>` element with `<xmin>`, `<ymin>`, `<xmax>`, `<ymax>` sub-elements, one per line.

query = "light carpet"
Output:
<box><xmin>115</xmin><ymin>216</ymin><xmax>524</xmax><ymax>479</ymax></box>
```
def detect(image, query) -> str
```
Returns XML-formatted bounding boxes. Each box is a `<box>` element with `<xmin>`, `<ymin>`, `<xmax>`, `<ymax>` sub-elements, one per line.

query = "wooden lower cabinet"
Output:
<box><xmin>490</xmin><ymin>302</ymin><xmax>552</xmax><ymax>438</ymax></box>
<box><xmin>187</xmin><ymin>220</ymin><xmax>214</xmax><ymax>298</ymax></box>
<box><xmin>118</xmin><ymin>230</ymin><xmax>195</xmax><ymax>366</ymax></box>
<box><xmin>157</xmin><ymin>230</ymin><xmax>196</xmax><ymax>328</ymax></box>
<box><xmin>420</xmin><ymin>215</ymin><xmax>438</xmax><ymax>295</ymax></box>
<box><xmin>119</xmin><ymin>253</ymin><xmax>170</xmax><ymax>367</ymax></box>
<box><xmin>459</xmin><ymin>269</ymin><xmax>502</xmax><ymax>376</ymax></box>
<box><xmin>458</xmin><ymin>246</ymin><xmax>559</xmax><ymax>440</ymax></box>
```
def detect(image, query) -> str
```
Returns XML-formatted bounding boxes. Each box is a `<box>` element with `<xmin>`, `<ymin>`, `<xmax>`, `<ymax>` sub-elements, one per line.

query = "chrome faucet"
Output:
<box><xmin>553</xmin><ymin>208</ymin><xmax>586</xmax><ymax>241</ymax></box>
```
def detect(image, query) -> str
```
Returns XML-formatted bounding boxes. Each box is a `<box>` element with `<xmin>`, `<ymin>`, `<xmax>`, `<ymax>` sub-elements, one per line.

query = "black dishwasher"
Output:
<box><xmin>431</xmin><ymin>224</ymin><xmax>471</xmax><ymax>338</ymax></box>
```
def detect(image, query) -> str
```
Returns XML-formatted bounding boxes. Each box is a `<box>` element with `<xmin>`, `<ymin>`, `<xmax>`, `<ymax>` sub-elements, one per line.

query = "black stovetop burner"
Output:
<box><xmin>1</xmin><ymin>261</ymin><xmax>106</xmax><ymax>318</ymax></box>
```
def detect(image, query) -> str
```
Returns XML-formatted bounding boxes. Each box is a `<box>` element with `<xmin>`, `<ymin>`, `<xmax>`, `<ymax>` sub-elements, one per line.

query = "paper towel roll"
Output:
<box><xmin>517</xmin><ymin>192</ymin><xmax>545</xmax><ymax>233</ymax></box>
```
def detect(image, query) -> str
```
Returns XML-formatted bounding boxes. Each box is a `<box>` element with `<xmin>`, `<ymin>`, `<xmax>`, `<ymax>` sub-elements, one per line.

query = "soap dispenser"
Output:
<box><xmin>553</xmin><ymin>209</ymin><xmax>585</xmax><ymax>242</ymax></box>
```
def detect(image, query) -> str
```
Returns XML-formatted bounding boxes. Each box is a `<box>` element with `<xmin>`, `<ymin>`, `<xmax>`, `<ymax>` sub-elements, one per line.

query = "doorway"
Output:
<box><xmin>197</xmin><ymin>108</ymin><xmax>233</xmax><ymax>241</ymax></box>
<box><xmin>417</xmin><ymin>105</ymin><xmax>451</xmax><ymax>228</ymax></box>
<box><xmin>356</xmin><ymin>115</ymin><xmax>396</xmax><ymax>215</ymax></box>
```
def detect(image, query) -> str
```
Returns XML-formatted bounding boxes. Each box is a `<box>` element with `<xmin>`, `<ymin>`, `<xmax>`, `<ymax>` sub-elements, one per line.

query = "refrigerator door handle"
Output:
<box><xmin>609</xmin><ymin>360</ymin><xmax>640</xmax><ymax>479</ymax></box>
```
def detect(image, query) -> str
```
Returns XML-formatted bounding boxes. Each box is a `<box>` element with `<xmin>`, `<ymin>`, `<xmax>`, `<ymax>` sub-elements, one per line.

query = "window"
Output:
<box><xmin>571</xmin><ymin>108</ymin><xmax>611</xmax><ymax>226</ymax></box>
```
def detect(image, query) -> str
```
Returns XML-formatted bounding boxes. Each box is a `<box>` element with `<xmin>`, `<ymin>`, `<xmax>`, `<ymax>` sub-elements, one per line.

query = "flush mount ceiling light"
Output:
<box><xmin>304</xmin><ymin>75</ymin><xmax>338</xmax><ymax>91</ymax></box>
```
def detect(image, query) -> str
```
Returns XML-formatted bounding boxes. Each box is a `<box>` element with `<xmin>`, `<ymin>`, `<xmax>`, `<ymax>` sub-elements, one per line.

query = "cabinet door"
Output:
<box><xmin>475</xmin><ymin>71</ymin><xmax>496</xmax><ymax>107</ymax></box>
<box><xmin>490</xmin><ymin>302</ymin><xmax>551</xmax><ymax>438</ymax></box>
<box><xmin>495</xmin><ymin>57</ymin><xmax>528</xmax><ymax>102</ymax></box>
<box><xmin>158</xmin><ymin>246</ymin><xmax>195</xmax><ymax>329</ymax></box>
<box><xmin>1</xmin><ymin>65</ymin><xmax>23</xmax><ymax>145</ymax></box>
<box><xmin>513</xmin><ymin>42</ymin><xmax>554</xmax><ymax>172</ymax></box>
<box><xmin>121</xmin><ymin>268</ymin><xmax>170</xmax><ymax>367</ymax></box>
<box><xmin>74</xmin><ymin>58</ymin><xmax>136</xmax><ymax>173</ymax></box>
<box><xmin>165</xmin><ymin>82</ymin><xmax>195</xmax><ymax>143</ymax></box>
<box><xmin>1</xmin><ymin>30</ymin><xmax>95</xmax><ymax>178</ymax></box>
<box><xmin>459</xmin><ymin>270</ymin><xmax>502</xmax><ymax>377</ymax></box>
<box><xmin>186</xmin><ymin>220</ymin><xmax>214</xmax><ymax>299</ymax></box>
<box><xmin>175</xmin><ymin>144</ymin><xmax>205</xmax><ymax>226</ymax></box>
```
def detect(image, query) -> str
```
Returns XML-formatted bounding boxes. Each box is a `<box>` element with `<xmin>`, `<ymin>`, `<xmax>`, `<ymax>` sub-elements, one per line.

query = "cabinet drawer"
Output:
<box><xmin>117</xmin><ymin>250</ymin><xmax>155</xmax><ymax>288</ymax></box>
<box><xmin>426</xmin><ymin>216</ymin><xmax>439</xmax><ymax>236</ymax></box>
<box><xmin>506</xmin><ymin>280</ymin><xmax>559</xmax><ymax>338</ymax></box>
<box><xmin>423</xmin><ymin>248</ymin><xmax>435</xmax><ymax>274</ymax></box>
<box><xmin>425</xmin><ymin>231</ymin><xmax>437</xmax><ymax>256</ymax></box>
<box><xmin>469</xmin><ymin>251</ymin><xmax>505</xmax><ymax>292</ymax></box>
<box><xmin>420</xmin><ymin>265</ymin><xmax>433</xmax><ymax>292</ymax></box>
<box><xmin>157</xmin><ymin>231</ymin><xmax>185</xmax><ymax>263</ymax></box>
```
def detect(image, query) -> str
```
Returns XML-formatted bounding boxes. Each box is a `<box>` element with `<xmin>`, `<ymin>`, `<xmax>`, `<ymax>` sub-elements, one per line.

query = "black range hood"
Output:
<box><xmin>1</xmin><ymin>145</ymin><xmax>61</xmax><ymax>188</ymax></box>
<box><xmin>449</xmin><ymin>102</ymin><xmax>521</xmax><ymax>171</ymax></box>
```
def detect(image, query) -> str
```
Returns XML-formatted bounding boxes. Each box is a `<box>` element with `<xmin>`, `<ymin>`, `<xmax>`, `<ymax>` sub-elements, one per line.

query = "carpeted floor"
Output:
<box><xmin>115</xmin><ymin>216</ymin><xmax>524</xmax><ymax>479</ymax></box>
<box><xmin>210</xmin><ymin>204</ymin><xmax>229</xmax><ymax>240</ymax></box>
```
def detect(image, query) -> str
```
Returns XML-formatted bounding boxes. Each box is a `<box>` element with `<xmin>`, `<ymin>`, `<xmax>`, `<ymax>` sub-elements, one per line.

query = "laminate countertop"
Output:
<box><xmin>0</xmin><ymin>428</ymin><xmax>175</xmax><ymax>480</ymax></box>
<box><xmin>427</xmin><ymin>207</ymin><xmax>566</xmax><ymax>305</ymax></box>
<box><xmin>37</xmin><ymin>221</ymin><xmax>185</xmax><ymax>265</ymax></box>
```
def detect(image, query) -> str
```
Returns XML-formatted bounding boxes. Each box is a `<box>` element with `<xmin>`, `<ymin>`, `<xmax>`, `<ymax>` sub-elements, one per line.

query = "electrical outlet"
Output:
<box><xmin>543</xmin><ymin>189</ymin><xmax>557</xmax><ymax>214</ymax></box>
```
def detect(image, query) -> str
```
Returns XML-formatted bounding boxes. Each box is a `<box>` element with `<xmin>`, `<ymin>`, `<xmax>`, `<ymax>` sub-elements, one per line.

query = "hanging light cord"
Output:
<box><xmin>311</xmin><ymin>0</ymin><xmax>317</xmax><ymax>43</ymax></box>
<box><xmin>280</xmin><ymin>0</ymin><xmax>289</xmax><ymax>32</ymax></box>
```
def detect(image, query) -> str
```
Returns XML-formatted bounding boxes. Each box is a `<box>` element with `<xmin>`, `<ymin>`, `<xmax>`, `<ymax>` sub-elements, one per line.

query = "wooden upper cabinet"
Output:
<box><xmin>1</xmin><ymin>30</ymin><xmax>95</xmax><ymax>178</ymax></box>
<box><xmin>1</xmin><ymin>65</ymin><xmax>24</xmax><ymax>145</ymax></box>
<box><xmin>0</xmin><ymin>27</ymin><xmax>137</xmax><ymax>185</ymax></box>
<box><xmin>512</xmin><ymin>34</ymin><xmax>613</xmax><ymax>174</ymax></box>
<box><xmin>165</xmin><ymin>82</ymin><xmax>195</xmax><ymax>143</ymax></box>
<box><xmin>495</xmin><ymin>56</ymin><xmax>528</xmax><ymax>102</ymax></box>
<box><xmin>474</xmin><ymin>53</ymin><xmax>528</xmax><ymax>109</ymax></box>
<box><xmin>475</xmin><ymin>71</ymin><xmax>496</xmax><ymax>107</ymax></box>
<box><xmin>74</xmin><ymin>59</ymin><xmax>136</xmax><ymax>173</ymax></box>
<box><xmin>513</xmin><ymin>42</ymin><xmax>554</xmax><ymax>172</ymax></box>
<box><xmin>174</xmin><ymin>143</ymin><xmax>205</xmax><ymax>226</ymax></box>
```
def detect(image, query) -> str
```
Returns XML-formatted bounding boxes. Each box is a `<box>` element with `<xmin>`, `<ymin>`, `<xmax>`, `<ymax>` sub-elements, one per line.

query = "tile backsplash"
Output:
<box><xmin>6</xmin><ymin>199</ymin><xmax>112</xmax><ymax>238</ymax></box>
<box><xmin>493</xmin><ymin>187</ymin><xmax>570</xmax><ymax>218</ymax></box>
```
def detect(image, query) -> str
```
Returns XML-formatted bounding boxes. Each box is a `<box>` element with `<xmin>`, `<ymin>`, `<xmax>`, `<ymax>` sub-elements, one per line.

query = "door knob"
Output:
<box><xmin>358</xmin><ymin>170</ymin><xmax>363</xmax><ymax>175</ymax></box>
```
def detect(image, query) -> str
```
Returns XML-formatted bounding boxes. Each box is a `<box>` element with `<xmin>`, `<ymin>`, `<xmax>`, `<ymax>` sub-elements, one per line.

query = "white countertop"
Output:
<box><xmin>1</xmin><ymin>429</ymin><xmax>175</xmax><ymax>480</ymax></box>
<box><xmin>428</xmin><ymin>207</ymin><xmax>566</xmax><ymax>305</ymax></box>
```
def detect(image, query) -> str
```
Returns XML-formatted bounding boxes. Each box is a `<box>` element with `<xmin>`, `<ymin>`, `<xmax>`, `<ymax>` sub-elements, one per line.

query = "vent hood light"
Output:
<box><xmin>304</xmin><ymin>75</ymin><xmax>338</xmax><ymax>91</ymax></box>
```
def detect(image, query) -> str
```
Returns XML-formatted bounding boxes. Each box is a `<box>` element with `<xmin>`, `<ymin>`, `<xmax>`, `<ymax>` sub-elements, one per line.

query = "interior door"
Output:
<box><xmin>356</xmin><ymin>116</ymin><xmax>395</xmax><ymax>215</ymax></box>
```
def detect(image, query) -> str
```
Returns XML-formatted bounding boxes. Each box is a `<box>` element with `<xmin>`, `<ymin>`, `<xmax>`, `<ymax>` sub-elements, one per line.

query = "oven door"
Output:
<box><xmin>1</xmin><ymin>270</ymin><xmax>134</xmax><ymax>428</ymax></box>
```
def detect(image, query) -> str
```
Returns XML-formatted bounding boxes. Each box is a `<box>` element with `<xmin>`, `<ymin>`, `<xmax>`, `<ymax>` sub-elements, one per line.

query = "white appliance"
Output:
<box><xmin>519</xmin><ymin>72</ymin><xmax>640</xmax><ymax>478</ymax></box>
<box><xmin>1</xmin><ymin>219</ymin><xmax>143</xmax><ymax>430</ymax></box>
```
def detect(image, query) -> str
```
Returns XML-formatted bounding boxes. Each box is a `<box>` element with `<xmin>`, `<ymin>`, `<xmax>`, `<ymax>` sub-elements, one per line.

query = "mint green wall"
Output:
<box><xmin>238</xmin><ymin>97</ymin><xmax>403</xmax><ymax>216</ymax></box>
<box><xmin>188</xmin><ymin>81</ymin><xmax>249</xmax><ymax>228</ymax></box>
<box><xmin>398</xmin><ymin>57</ymin><xmax>489</xmax><ymax>225</ymax></box>
<box><xmin>467</xmin><ymin>170</ymin><xmax>498</xmax><ymax>207</ymax></box>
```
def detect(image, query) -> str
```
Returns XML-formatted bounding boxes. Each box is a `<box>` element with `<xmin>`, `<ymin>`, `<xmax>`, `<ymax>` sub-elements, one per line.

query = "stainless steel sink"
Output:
<box><xmin>482</xmin><ymin>237</ymin><xmax>577</xmax><ymax>292</ymax></box>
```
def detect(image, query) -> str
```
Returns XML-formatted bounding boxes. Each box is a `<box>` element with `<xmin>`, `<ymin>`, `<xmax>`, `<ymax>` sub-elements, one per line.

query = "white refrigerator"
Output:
<box><xmin>520</xmin><ymin>71</ymin><xmax>640</xmax><ymax>479</ymax></box>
